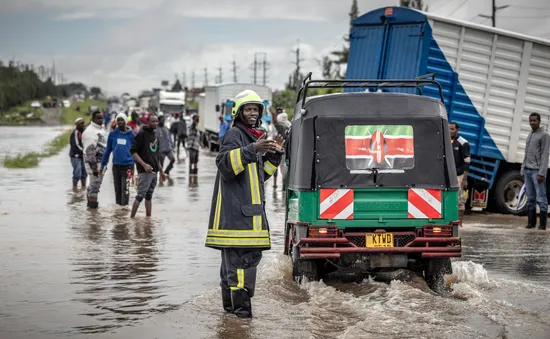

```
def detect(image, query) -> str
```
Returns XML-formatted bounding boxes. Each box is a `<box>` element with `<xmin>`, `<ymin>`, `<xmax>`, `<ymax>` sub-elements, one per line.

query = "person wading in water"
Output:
<box><xmin>100</xmin><ymin>113</ymin><xmax>136</xmax><ymax>207</ymax></box>
<box><xmin>205</xmin><ymin>90</ymin><xmax>284</xmax><ymax>318</ymax></box>
<box><xmin>69</xmin><ymin>117</ymin><xmax>87</xmax><ymax>189</ymax></box>
<box><xmin>130</xmin><ymin>114</ymin><xmax>166</xmax><ymax>218</ymax></box>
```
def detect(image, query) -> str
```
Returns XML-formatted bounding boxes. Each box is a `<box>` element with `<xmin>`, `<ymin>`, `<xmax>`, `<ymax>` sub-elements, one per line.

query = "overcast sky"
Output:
<box><xmin>0</xmin><ymin>0</ymin><xmax>548</xmax><ymax>96</ymax></box>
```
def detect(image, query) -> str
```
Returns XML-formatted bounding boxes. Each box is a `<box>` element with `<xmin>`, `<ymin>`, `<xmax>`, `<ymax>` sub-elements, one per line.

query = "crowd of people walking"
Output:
<box><xmin>69</xmin><ymin>89</ymin><xmax>293</xmax><ymax>320</ymax></box>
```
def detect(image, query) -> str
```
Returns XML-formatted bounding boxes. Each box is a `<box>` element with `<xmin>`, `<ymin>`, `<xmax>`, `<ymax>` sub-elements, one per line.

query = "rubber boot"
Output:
<box><xmin>526</xmin><ymin>207</ymin><xmax>536</xmax><ymax>229</ymax></box>
<box><xmin>221</xmin><ymin>288</ymin><xmax>233</xmax><ymax>313</ymax></box>
<box><xmin>539</xmin><ymin>212</ymin><xmax>547</xmax><ymax>230</ymax></box>
<box><xmin>231</xmin><ymin>289</ymin><xmax>252</xmax><ymax>318</ymax></box>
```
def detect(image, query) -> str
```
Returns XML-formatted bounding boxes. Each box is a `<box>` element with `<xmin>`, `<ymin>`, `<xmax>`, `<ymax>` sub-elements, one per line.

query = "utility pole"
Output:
<box><xmin>261</xmin><ymin>53</ymin><xmax>270</xmax><ymax>86</ymax></box>
<box><xmin>478</xmin><ymin>0</ymin><xmax>508</xmax><ymax>27</ymax></box>
<box><xmin>203</xmin><ymin>67</ymin><xmax>208</xmax><ymax>86</ymax></box>
<box><xmin>216</xmin><ymin>65</ymin><xmax>223</xmax><ymax>84</ymax></box>
<box><xmin>291</xmin><ymin>40</ymin><xmax>305</xmax><ymax>89</ymax></box>
<box><xmin>182</xmin><ymin>72</ymin><xmax>187</xmax><ymax>87</ymax></box>
<box><xmin>191</xmin><ymin>70</ymin><xmax>196</xmax><ymax>89</ymax></box>
<box><xmin>232</xmin><ymin>55</ymin><xmax>238</xmax><ymax>83</ymax></box>
<box><xmin>250</xmin><ymin>54</ymin><xmax>258</xmax><ymax>84</ymax></box>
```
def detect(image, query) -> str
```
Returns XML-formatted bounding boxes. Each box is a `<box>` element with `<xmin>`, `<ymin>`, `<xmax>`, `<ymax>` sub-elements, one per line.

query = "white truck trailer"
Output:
<box><xmin>150</xmin><ymin>90</ymin><xmax>186</xmax><ymax>116</ymax></box>
<box><xmin>198</xmin><ymin>83</ymin><xmax>272</xmax><ymax>152</ymax></box>
<box><xmin>345</xmin><ymin>6</ymin><xmax>550</xmax><ymax>215</ymax></box>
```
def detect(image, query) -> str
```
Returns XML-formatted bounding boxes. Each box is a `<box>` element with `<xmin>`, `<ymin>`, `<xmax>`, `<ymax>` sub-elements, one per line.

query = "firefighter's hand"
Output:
<box><xmin>274</xmin><ymin>134</ymin><xmax>285</xmax><ymax>152</ymax></box>
<box><xmin>92</xmin><ymin>169</ymin><xmax>99</xmax><ymax>177</ymax></box>
<box><xmin>254</xmin><ymin>134</ymin><xmax>278</xmax><ymax>153</ymax></box>
<box><xmin>144</xmin><ymin>163</ymin><xmax>153</xmax><ymax>173</ymax></box>
<box><xmin>538</xmin><ymin>175</ymin><xmax>544</xmax><ymax>184</ymax></box>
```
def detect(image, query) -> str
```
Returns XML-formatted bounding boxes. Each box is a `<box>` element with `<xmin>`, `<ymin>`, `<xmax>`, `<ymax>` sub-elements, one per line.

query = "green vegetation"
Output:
<box><xmin>60</xmin><ymin>98</ymin><xmax>107</xmax><ymax>125</ymax></box>
<box><xmin>0</xmin><ymin>100</ymin><xmax>45</xmax><ymax>125</ymax></box>
<box><xmin>3</xmin><ymin>128</ymin><xmax>73</xmax><ymax>168</ymax></box>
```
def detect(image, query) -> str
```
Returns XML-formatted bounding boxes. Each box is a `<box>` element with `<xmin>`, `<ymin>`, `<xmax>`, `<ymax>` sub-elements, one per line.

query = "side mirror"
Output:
<box><xmin>215</xmin><ymin>104</ymin><xmax>220</xmax><ymax>112</ymax></box>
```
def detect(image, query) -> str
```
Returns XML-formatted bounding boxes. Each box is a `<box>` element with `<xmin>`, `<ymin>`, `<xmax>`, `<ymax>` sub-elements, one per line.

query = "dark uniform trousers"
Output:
<box><xmin>219</xmin><ymin>248</ymin><xmax>262</xmax><ymax>318</ymax></box>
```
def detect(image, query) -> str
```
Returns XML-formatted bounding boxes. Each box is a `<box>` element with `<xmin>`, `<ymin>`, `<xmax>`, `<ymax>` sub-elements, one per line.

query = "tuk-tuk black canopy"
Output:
<box><xmin>288</xmin><ymin>92</ymin><xmax>458</xmax><ymax>190</ymax></box>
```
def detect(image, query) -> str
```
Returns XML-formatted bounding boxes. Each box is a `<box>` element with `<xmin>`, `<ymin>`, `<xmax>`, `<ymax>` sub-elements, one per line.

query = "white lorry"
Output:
<box><xmin>151</xmin><ymin>90</ymin><xmax>186</xmax><ymax>116</ymax></box>
<box><xmin>345</xmin><ymin>6</ymin><xmax>550</xmax><ymax>215</ymax></box>
<box><xmin>198</xmin><ymin>83</ymin><xmax>272</xmax><ymax>152</ymax></box>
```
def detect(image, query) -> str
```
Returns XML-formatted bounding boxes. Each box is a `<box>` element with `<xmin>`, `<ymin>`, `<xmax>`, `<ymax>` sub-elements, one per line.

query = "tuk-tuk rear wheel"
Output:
<box><xmin>424</xmin><ymin>258</ymin><xmax>452</xmax><ymax>293</ymax></box>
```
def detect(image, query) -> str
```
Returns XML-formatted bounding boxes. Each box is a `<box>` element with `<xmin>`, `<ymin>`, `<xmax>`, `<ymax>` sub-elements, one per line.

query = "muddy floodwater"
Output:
<box><xmin>1</xmin><ymin>127</ymin><xmax>550</xmax><ymax>339</ymax></box>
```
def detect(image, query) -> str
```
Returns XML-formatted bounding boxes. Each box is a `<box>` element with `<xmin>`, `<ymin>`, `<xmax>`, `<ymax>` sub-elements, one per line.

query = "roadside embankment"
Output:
<box><xmin>60</xmin><ymin>99</ymin><xmax>106</xmax><ymax>125</ymax></box>
<box><xmin>3</xmin><ymin>128</ymin><xmax>73</xmax><ymax>168</ymax></box>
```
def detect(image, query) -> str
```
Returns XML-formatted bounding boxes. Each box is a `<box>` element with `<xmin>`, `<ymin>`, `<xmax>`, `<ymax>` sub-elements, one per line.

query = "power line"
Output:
<box><xmin>498</xmin><ymin>14</ymin><xmax>549</xmax><ymax>19</ymax></box>
<box><xmin>204</xmin><ymin>67</ymin><xmax>208</xmax><ymax>86</ymax></box>
<box><xmin>182</xmin><ymin>72</ymin><xmax>186</xmax><ymax>87</ymax></box>
<box><xmin>448</xmin><ymin>0</ymin><xmax>472</xmax><ymax>16</ymax></box>
<box><xmin>509</xmin><ymin>5</ymin><xmax>550</xmax><ymax>10</ymax></box>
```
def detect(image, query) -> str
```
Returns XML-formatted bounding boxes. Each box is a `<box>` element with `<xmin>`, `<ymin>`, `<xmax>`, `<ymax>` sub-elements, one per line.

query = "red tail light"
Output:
<box><xmin>309</xmin><ymin>226</ymin><xmax>338</xmax><ymax>238</ymax></box>
<box><xmin>424</xmin><ymin>225</ymin><xmax>452</xmax><ymax>237</ymax></box>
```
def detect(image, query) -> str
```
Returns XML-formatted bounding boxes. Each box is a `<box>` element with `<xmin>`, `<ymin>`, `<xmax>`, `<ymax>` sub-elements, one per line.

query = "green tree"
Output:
<box><xmin>90</xmin><ymin>87</ymin><xmax>102</xmax><ymax>97</ymax></box>
<box><xmin>329</xmin><ymin>0</ymin><xmax>359</xmax><ymax>79</ymax></box>
<box><xmin>171</xmin><ymin>80</ymin><xmax>183</xmax><ymax>91</ymax></box>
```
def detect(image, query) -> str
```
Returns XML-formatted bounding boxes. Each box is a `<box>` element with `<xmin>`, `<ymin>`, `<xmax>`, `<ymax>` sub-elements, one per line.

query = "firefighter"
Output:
<box><xmin>205</xmin><ymin>90</ymin><xmax>284</xmax><ymax>318</ymax></box>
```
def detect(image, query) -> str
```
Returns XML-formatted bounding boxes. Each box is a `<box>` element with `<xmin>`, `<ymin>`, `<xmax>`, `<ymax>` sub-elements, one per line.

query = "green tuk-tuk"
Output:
<box><xmin>283</xmin><ymin>73</ymin><xmax>462</xmax><ymax>291</ymax></box>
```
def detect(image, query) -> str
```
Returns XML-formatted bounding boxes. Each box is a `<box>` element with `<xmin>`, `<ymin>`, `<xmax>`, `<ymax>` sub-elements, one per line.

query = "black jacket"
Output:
<box><xmin>69</xmin><ymin>129</ymin><xmax>84</xmax><ymax>158</ymax></box>
<box><xmin>451</xmin><ymin>135</ymin><xmax>471</xmax><ymax>176</ymax></box>
<box><xmin>130</xmin><ymin>126</ymin><xmax>161</xmax><ymax>173</ymax></box>
<box><xmin>205</xmin><ymin>124</ymin><xmax>282</xmax><ymax>250</ymax></box>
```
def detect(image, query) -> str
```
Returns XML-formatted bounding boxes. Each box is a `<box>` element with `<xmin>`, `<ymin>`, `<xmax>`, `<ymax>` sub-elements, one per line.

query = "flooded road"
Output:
<box><xmin>1</xmin><ymin>127</ymin><xmax>550</xmax><ymax>339</ymax></box>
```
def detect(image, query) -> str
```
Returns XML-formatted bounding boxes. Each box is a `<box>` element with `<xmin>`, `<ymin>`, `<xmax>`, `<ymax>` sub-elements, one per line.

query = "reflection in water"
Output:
<box><xmin>215</xmin><ymin>315</ymin><xmax>253</xmax><ymax>339</ymax></box>
<box><xmin>462</xmin><ymin>227</ymin><xmax>550</xmax><ymax>284</ymax></box>
<box><xmin>516</xmin><ymin>232</ymin><xmax>550</xmax><ymax>280</ymax></box>
<box><xmin>69</xmin><ymin>209</ymin><xmax>178</xmax><ymax>334</ymax></box>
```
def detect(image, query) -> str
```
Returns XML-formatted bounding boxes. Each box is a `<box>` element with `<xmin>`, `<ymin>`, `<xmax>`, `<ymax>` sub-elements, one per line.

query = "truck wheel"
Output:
<box><xmin>493</xmin><ymin>170</ymin><xmax>527</xmax><ymax>215</ymax></box>
<box><xmin>291</xmin><ymin>245</ymin><xmax>319</xmax><ymax>283</ymax></box>
<box><xmin>425</xmin><ymin>258</ymin><xmax>452</xmax><ymax>293</ymax></box>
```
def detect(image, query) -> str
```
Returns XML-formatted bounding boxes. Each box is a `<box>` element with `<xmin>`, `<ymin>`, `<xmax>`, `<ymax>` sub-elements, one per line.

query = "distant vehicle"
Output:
<box><xmin>30</xmin><ymin>101</ymin><xmax>41</xmax><ymax>108</ymax></box>
<box><xmin>62</xmin><ymin>100</ymin><xmax>70</xmax><ymax>108</ymax></box>
<box><xmin>150</xmin><ymin>90</ymin><xmax>186</xmax><ymax>129</ymax></box>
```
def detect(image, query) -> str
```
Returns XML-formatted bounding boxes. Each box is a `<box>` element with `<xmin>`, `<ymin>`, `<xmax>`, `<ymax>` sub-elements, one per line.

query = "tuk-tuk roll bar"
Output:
<box><xmin>296</xmin><ymin>72</ymin><xmax>445</xmax><ymax>109</ymax></box>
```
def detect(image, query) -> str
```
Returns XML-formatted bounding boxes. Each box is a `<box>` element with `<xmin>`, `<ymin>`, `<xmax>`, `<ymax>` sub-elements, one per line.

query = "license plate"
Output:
<box><xmin>366</xmin><ymin>233</ymin><xmax>394</xmax><ymax>248</ymax></box>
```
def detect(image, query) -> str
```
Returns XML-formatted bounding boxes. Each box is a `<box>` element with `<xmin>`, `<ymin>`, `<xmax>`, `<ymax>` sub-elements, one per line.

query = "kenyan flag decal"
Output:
<box><xmin>345</xmin><ymin>125</ymin><xmax>414</xmax><ymax>171</ymax></box>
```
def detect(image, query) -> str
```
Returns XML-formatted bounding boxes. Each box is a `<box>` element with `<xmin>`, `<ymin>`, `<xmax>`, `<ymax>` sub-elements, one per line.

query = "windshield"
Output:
<box><xmin>160</xmin><ymin>104</ymin><xmax>184</xmax><ymax>114</ymax></box>
<box><xmin>222</xmin><ymin>104</ymin><xmax>232</xmax><ymax>116</ymax></box>
<box><xmin>345</xmin><ymin>124</ymin><xmax>414</xmax><ymax>173</ymax></box>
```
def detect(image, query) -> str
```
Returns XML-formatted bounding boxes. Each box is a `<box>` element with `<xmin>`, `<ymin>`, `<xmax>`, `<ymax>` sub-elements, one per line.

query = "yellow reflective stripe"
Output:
<box><xmin>264</xmin><ymin>161</ymin><xmax>277</xmax><ymax>176</ymax></box>
<box><xmin>213</xmin><ymin>182</ymin><xmax>222</xmax><ymax>230</ymax></box>
<box><xmin>205</xmin><ymin>237</ymin><xmax>271</xmax><ymax>247</ymax></box>
<box><xmin>237</xmin><ymin>269</ymin><xmax>245</xmax><ymax>289</ymax></box>
<box><xmin>249</xmin><ymin>163</ymin><xmax>262</xmax><ymax>231</ymax></box>
<box><xmin>230</xmin><ymin>149</ymin><xmax>245</xmax><ymax>175</ymax></box>
<box><xmin>207</xmin><ymin>229</ymin><xmax>269</xmax><ymax>238</ymax></box>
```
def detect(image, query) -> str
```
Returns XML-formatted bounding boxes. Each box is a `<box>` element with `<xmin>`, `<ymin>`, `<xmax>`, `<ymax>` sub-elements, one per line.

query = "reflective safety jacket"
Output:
<box><xmin>205</xmin><ymin>124</ymin><xmax>282</xmax><ymax>250</ymax></box>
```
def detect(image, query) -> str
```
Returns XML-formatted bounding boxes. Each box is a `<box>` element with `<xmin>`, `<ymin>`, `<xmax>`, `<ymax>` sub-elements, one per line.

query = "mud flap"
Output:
<box><xmin>291</xmin><ymin>244</ymin><xmax>319</xmax><ymax>282</ymax></box>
